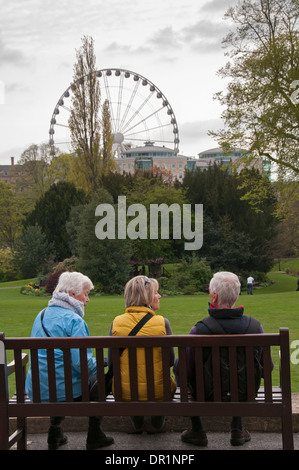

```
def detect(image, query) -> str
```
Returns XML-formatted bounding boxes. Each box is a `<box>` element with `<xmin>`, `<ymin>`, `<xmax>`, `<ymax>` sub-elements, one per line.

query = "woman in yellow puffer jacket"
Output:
<box><xmin>108</xmin><ymin>275</ymin><xmax>176</xmax><ymax>432</ymax></box>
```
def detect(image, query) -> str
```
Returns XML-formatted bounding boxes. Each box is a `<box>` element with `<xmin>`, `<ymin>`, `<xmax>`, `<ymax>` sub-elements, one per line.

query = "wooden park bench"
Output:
<box><xmin>0</xmin><ymin>328</ymin><xmax>294</xmax><ymax>450</ymax></box>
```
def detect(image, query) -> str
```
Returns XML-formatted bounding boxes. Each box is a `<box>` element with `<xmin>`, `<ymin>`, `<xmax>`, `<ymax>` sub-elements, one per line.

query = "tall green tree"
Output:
<box><xmin>183</xmin><ymin>165</ymin><xmax>278</xmax><ymax>272</ymax></box>
<box><xmin>25</xmin><ymin>182</ymin><xmax>88</xmax><ymax>261</ymax></box>
<box><xmin>68</xmin><ymin>37</ymin><xmax>116</xmax><ymax>193</ymax></box>
<box><xmin>15</xmin><ymin>143</ymin><xmax>59</xmax><ymax>210</ymax></box>
<box><xmin>271</xmin><ymin>181</ymin><xmax>299</xmax><ymax>258</ymax></box>
<box><xmin>211</xmin><ymin>0</ymin><xmax>299</xmax><ymax>179</ymax></box>
<box><xmin>0</xmin><ymin>182</ymin><xmax>25</xmax><ymax>249</ymax></box>
<box><xmin>46</xmin><ymin>153</ymin><xmax>74</xmax><ymax>186</ymax></box>
<box><xmin>101</xmin><ymin>99</ymin><xmax>115</xmax><ymax>175</ymax></box>
<box><xmin>125</xmin><ymin>175</ymin><xmax>188</xmax><ymax>262</ymax></box>
<box><xmin>72</xmin><ymin>189</ymin><xmax>133</xmax><ymax>293</ymax></box>
<box><xmin>14</xmin><ymin>224</ymin><xmax>55</xmax><ymax>278</ymax></box>
<box><xmin>69</xmin><ymin>36</ymin><xmax>102</xmax><ymax>192</ymax></box>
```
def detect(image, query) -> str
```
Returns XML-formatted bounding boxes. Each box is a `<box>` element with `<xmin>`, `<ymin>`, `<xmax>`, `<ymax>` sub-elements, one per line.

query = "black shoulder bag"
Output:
<box><xmin>105</xmin><ymin>312</ymin><xmax>152</xmax><ymax>395</ymax></box>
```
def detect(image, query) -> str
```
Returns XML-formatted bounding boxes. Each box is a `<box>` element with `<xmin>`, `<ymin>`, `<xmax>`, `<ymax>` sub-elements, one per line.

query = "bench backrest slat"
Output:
<box><xmin>46</xmin><ymin>349</ymin><xmax>57</xmax><ymax>402</ymax></box>
<box><xmin>194</xmin><ymin>347</ymin><xmax>205</xmax><ymax>401</ymax></box>
<box><xmin>111</xmin><ymin>348</ymin><xmax>122</xmax><ymax>400</ymax></box>
<box><xmin>79</xmin><ymin>348</ymin><xmax>90</xmax><ymax>402</ymax></box>
<box><xmin>177</xmin><ymin>347</ymin><xmax>188</xmax><ymax>401</ymax></box>
<box><xmin>145</xmin><ymin>347</ymin><xmax>155</xmax><ymax>401</ymax></box>
<box><xmin>63</xmin><ymin>349</ymin><xmax>73</xmax><ymax>401</ymax></box>
<box><xmin>212</xmin><ymin>346</ymin><xmax>221</xmax><ymax>401</ymax></box>
<box><xmin>161</xmin><ymin>347</ymin><xmax>172</xmax><ymax>401</ymax></box>
<box><xmin>30</xmin><ymin>349</ymin><xmax>41</xmax><ymax>403</ymax></box>
<box><xmin>128</xmin><ymin>347</ymin><xmax>138</xmax><ymax>401</ymax></box>
<box><xmin>228</xmin><ymin>346</ymin><xmax>239</xmax><ymax>402</ymax></box>
<box><xmin>263</xmin><ymin>346</ymin><xmax>273</xmax><ymax>402</ymax></box>
<box><xmin>14</xmin><ymin>349</ymin><xmax>25</xmax><ymax>404</ymax></box>
<box><xmin>95</xmin><ymin>348</ymin><xmax>106</xmax><ymax>402</ymax></box>
<box><xmin>245</xmin><ymin>346</ymin><xmax>256</xmax><ymax>401</ymax></box>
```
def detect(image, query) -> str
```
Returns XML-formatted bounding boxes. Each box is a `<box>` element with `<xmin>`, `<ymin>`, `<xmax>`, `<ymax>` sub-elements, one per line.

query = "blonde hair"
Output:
<box><xmin>53</xmin><ymin>271</ymin><xmax>94</xmax><ymax>296</ymax></box>
<box><xmin>124</xmin><ymin>276</ymin><xmax>158</xmax><ymax>308</ymax></box>
<box><xmin>209</xmin><ymin>271</ymin><xmax>240</xmax><ymax>308</ymax></box>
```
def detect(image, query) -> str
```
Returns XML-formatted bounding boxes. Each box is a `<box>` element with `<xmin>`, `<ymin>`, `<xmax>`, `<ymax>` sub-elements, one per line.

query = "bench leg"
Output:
<box><xmin>281</xmin><ymin>412</ymin><xmax>294</xmax><ymax>450</ymax></box>
<box><xmin>0</xmin><ymin>404</ymin><xmax>9</xmax><ymax>450</ymax></box>
<box><xmin>17</xmin><ymin>417</ymin><xmax>27</xmax><ymax>450</ymax></box>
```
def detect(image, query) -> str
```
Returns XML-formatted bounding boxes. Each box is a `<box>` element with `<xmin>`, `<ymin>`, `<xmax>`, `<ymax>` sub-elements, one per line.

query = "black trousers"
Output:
<box><xmin>191</xmin><ymin>415</ymin><xmax>243</xmax><ymax>432</ymax></box>
<box><xmin>50</xmin><ymin>374</ymin><xmax>102</xmax><ymax>427</ymax></box>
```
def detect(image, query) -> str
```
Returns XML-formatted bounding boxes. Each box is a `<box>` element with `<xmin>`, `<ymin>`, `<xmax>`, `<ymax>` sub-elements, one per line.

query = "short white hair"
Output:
<box><xmin>53</xmin><ymin>271</ymin><xmax>94</xmax><ymax>296</ymax></box>
<box><xmin>209</xmin><ymin>272</ymin><xmax>240</xmax><ymax>308</ymax></box>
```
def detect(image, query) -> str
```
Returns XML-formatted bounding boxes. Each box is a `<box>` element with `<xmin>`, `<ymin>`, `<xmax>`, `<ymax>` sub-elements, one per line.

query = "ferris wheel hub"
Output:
<box><xmin>113</xmin><ymin>132</ymin><xmax>124</xmax><ymax>144</ymax></box>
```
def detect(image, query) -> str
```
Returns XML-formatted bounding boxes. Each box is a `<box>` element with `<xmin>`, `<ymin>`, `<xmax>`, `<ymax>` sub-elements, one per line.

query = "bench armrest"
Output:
<box><xmin>7</xmin><ymin>353</ymin><xmax>29</xmax><ymax>377</ymax></box>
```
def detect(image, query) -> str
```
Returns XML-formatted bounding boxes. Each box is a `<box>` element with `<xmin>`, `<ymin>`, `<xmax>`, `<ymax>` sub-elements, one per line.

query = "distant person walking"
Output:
<box><xmin>247</xmin><ymin>275</ymin><xmax>254</xmax><ymax>295</ymax></box>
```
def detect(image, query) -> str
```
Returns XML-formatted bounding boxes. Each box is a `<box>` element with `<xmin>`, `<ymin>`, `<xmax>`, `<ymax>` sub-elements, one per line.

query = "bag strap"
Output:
<box><xmin>200</xmin><ymin>315</ymin><xmax>260</xmax><ymax>335</ymax></box>
<box><xmin>200</xmin><ymin>316</ymin><xmax>226</xmax><ymax>335</ymax></box>
<box><xmin>40</xmin><ymin>308</ymin><xmax>51</xmax><ymax>337</ymax></box>
<box><xmin>127</xmin><ymin>312</ymin><xmax>153</xmax><ymax>338</ymax></box>
<box><xmin>106</xmin><ymin>312</ymin><xmax>153</xmax><ymax>378</ymax></box>
<box><xmin>245</xmin><ymin>317</ymin><xmax>261</xmax><ymax>334</ymax></box>
<box><xmin>117</xmin><ymin>312</ymin><xmax>153</xmax><ymax>356</ymax></box>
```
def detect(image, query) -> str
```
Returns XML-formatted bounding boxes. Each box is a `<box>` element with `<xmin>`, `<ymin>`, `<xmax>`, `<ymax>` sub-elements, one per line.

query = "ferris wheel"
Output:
<box><xmin>49</xmin><ymin>68</ymin><xmax>180</xmax><ymax>156</ymax></box>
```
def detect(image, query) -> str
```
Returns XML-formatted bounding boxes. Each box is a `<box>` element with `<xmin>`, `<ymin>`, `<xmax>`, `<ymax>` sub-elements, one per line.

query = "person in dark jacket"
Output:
<box><xmin>178</xmin><ymin>271</ymin><xmax>270</xmax><ymax>448</ymax></box>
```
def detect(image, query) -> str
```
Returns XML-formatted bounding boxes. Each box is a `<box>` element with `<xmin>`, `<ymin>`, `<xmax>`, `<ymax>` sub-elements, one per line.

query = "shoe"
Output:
<box><xmin>151</xmin><ymin>416</ymin><xmax>165</xmax><ymax>431</ymax></box>
<box><xmin>230</xmin><ymin>429</ymin><xmax>251</xmax><ymax>446</ymax></box>
<box><xmin>86</xmin><ymin>427</ymin><xmax>114</xmax><ymax>450</ymax></box>
<box><xmin>181</xmin><ymin>429</ymin><xmax>208</xmax><ymax>447</ymax></box>
<box><xmin>86</xmin><ymin>434</ymin><xmax>114</xmax><ymax>450</ymax></box>
<box><xmin>47</xmin><ymin>426</ymin><xmax>68</xmax><ymax>450</ymax></box>
<box><xmin>130</xmin><ymin>416</ymin><xmax>144</xmax><ymax>432</ymax></box>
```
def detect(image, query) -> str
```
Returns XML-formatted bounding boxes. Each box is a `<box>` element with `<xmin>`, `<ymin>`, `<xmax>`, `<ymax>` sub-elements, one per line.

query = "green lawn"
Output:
<box><xmin>1</xmin><ymin>272</ymin><xmax>299</xmax><ymax>392</ymax></box>
<box><xmin>271</xmin><ymin>257</ymin><xmax>299</xmax><ymax>273</ymax></box>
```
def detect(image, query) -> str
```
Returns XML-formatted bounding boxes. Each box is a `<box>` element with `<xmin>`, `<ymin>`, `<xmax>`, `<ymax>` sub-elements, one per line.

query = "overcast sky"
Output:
<box><xmin>0</xmin><ymin>0</ymin><xmax>238</xmax><ymax>165</ymax></box>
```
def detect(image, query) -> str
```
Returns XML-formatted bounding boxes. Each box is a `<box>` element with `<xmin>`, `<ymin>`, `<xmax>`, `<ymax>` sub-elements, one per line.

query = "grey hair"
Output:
<box><xmin>209</xmin><ymin>272</ymin><xmax>240</xmax><ymax>308</ymax></box>
<box><xmin>53</xmin><ymin>271</ymin><xmax>94</xmax><ymax>296</ymax></box>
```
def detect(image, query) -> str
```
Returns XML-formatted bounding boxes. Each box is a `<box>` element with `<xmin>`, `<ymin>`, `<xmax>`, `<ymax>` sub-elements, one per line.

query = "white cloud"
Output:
<box><xmin>0</xmin><ymin>37</ymin><xmax>28</xmax><ymax>66</ymax></box>
<box><xmin>200</xmin><ymin>0</ymin><xmax>235</xmax><ymax>13</ymax></box>
<box><xmin>150</xmin><ymin>27</ymin><xmax>182</xmax><ymax>49</ymax></box>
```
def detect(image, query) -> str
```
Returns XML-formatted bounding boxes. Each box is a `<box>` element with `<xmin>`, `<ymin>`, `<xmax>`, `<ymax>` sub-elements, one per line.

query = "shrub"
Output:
<box><xmin>159</xmin><ymin>258</ymin><xmax>213</xmax><ymax>295</ymax></box>
<box><xmin>0</xmin><ymin>247</ymin><xmax>17</xmax><ymax>281</ymax></box>
<box><xmin>20</xmin><ymin>282</ymin><xmax>48</xmax><ymax>297</ymax></box>
<box><xmin>45</xmin><ymin>270</ymin><xmax>65</xmax><ymax>295</ymax></box>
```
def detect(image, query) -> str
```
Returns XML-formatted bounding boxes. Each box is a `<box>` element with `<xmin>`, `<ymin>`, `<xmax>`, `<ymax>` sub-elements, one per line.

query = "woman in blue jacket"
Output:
<box><xmin>25</xmin><ymin>271</ymin><xmax>114</xmax><ymax>450</ymax></box>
